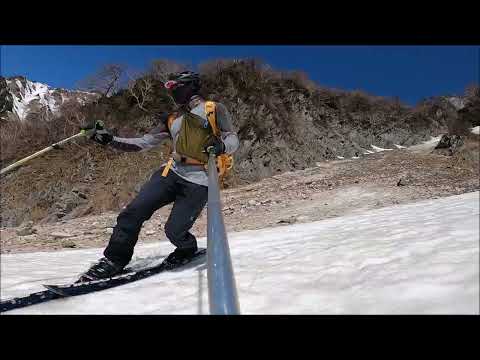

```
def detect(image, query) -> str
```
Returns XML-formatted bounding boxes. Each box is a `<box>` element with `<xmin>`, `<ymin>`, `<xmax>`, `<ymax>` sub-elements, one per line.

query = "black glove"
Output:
<box><xmin>81</xmin><ymin>120</ymin><xmax>113</xmax><ymax>145</ymax></box>
<box><xmin>203</xmin><ymin>137</ymin><xmax>225</xmax><ymax>156</ymax></box>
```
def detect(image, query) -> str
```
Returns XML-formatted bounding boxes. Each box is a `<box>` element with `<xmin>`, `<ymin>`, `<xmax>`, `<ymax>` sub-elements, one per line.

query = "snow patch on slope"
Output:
<box><xmin>5</xmin><ymin>77</ymin><xmax>98</xmax><ymax>121</ymax></box>
<box><xmin>371</xmin><ymin>144</ymin><xmax>394</xmax><ymax>152</ymax></box>
<box><xmin>9</xmin><ymin>79</ymin><xmax>58</xmax><ymax>120</ymax></box>
<box><xmin>407</xmin><ymin>135</ymin><xmax>443</xmax><ymax>153</ymax></box>
<box><xmin>1</xmin><ymin>192</ymin><xmax>478</xmax><ymax>314</ymax></box>
<box><xmin>12</xmin><ymin>93</ymin><xmax>28</xmax><ymax>120</ymax></box>
<box><xmin>471</xmin><ymin>126</ymin><xmax>480</xmax><ymax>135</ymax></box>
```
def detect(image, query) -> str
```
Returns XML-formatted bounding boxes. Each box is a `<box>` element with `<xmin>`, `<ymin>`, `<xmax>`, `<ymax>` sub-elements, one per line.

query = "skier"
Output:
<box><xmin>77</xmin><ymin>71</ymin><xmax>239</xmax><ymax>282</ymax></box>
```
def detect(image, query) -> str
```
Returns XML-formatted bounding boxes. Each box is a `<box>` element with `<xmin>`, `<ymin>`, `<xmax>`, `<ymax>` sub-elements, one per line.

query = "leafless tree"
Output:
<box><xmin>148</xmin><ymin>59</ymin><xmax>189</xmax><ymax>107</ymax></box>
<box><xmin>149</xmin><ymin>59</ymin><xmax>187</xmax><ymax>83</ymax></box>
<box><xmin>126</xmin><ymin>71</ymin><xmax>154</xmax><ymax>113</ymax></box>
<box><xmin>465</xmin><ymin>83</ymin><xmax>479</xmax><ymax>99</ymax></box>
<box><xmin>59</xmin><ymin>98</ymin><xmax>87</xmax><ymax>127</ymax></box>
<box><xmin>78</xmin><ymin>64</ymin><xmax>126</xmax><ymax>97</ymax></box>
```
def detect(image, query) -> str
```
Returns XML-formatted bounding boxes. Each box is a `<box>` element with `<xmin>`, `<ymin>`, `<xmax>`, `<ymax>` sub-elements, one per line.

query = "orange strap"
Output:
<box><xmin>205</xmin><ymin>101</ymin><xmax>219</xmax><ymax>136</ymax></box>
<box><xmin>162</xmin><ymin>158</ymin><xmax>174</xmax><ymax>177</ymax></box>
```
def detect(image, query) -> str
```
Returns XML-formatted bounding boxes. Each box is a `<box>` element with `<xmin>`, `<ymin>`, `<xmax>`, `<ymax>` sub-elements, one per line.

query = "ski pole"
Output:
<box><xmin>0</xmin><ymin>130</ymin><xmax>89</xmax><ymax>176</ymax></box>
<box><xmin>206</xmin><ymin>148</ymin><xmax>240</xmax><ymax>315</ymax></box>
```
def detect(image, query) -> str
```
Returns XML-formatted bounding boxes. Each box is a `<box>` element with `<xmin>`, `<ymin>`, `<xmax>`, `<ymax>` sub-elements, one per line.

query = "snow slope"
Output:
<box><xmin>7</xmin><ymin>78</ymin><xmax>58</xmax><ymax>120</ymax></box>
<box><xmin>1</xmin><ymin>192</ymin><xmax>478</xmax><ymax>315</ymax></box>
<box><xmin>408</xmin><ymin>135</ymin><xmax>443</xmax><ymax>153</ymax></box>
<box><xmin>4</xmin><ymin>77</ymin><xmax>98</xmax><ymax>121</ymax></box>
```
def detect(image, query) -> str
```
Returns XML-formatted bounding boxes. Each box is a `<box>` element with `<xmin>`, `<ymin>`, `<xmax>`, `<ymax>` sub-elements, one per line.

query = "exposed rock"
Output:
<box><xmin>277</xmin><ymin>216</ymin><xmax>297</xmax><ymax>225</ymax></box>
<box><xmin>52</xmin><ymin>190</ymin><xmax>89</xmax><ymax>219</ymax></box>
<box><xmin>16</xmin><ymin>221</ymin><xmax>36</xmax><ymax>236</ymax></box>
<box><xmin>61</xmin><ymin>240</ymin><xmax>77</xmax><ymax>248</ymax></box>
<box><xmin>72</xmin><ymin>188</ymin><xmax>88</xmax><ymax>199</ymax></box>
<box><xmin>396</xmin><ymin>171</ymin><xmax>417</xmax><ymax>186</ymax></box>
<box><xmin>16</xmin><ymin>228</ymin><xmax>33</xmax><ymax>237</ymax></box>
<box><xmin>434</xmin><ymin>135</ymin><xmax>464</xmax><ymax>156</ymax></box>
<box><xmin>51</xmin><ymin>231</ymin><xmax>74</xmax><ymax>239</ymax></box>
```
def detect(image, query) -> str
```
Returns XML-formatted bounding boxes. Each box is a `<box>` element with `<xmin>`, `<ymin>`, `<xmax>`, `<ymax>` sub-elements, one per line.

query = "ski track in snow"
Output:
<box><xmin>1</xmin><ymin>192</ymin><xmax>478</xmax><ymax>314</ymax></box>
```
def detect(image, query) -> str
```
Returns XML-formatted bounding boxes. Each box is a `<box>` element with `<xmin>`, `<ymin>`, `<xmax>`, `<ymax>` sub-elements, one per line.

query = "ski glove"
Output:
<box><xmin>82</xmin><ymin>120</ymin><xmax>113</xmax><ymax>145</ymax></box>
<box><xmin>203</xmin><ymin>137</ymin><xmax>225</xmax><ymax>156</ymax></box>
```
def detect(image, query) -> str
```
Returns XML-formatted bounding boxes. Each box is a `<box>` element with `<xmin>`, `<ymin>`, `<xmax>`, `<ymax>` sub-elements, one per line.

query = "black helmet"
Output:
<box><xmin>165</xmin><ymin>71</ymin><xmax>201</xmax><ymax>105</ymax></box>
<box><xmin>165</xmin><ymin>71</ymin><xmax>200</xmax><ymax>89</ymax></box>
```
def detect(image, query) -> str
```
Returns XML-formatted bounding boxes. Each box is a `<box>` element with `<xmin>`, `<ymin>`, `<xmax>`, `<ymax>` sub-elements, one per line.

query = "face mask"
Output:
<box><xmin>171</xmin><ymin>84</ymin><xmax>196</xmax><ymax>105</ymax></box>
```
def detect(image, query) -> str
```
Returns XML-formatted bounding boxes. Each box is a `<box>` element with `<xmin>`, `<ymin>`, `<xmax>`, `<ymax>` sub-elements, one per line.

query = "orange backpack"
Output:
<box><xmin>162</xmin><ymin>101</ymin><xmax>233</xmax><ymax>180</ymax></box>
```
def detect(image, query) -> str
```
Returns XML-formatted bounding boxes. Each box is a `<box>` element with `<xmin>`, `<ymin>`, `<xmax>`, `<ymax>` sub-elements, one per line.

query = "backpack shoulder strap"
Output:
<box><xmin>205</xmin><ymin>101</ymin><xmax>220</xmax><ymax>137</ymax></box>
<box><xmin>167</xmin><ymin>112</ymin><xmax>177</xmax><ymax>133</ymax></box>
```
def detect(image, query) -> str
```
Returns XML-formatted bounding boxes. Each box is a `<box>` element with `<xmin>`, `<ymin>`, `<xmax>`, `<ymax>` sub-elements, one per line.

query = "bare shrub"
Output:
<box><xmin>340</xmin><ymin>90</ymin><xmax>373</xmax><ymax>112</ymax></box>
<box><xmin>460</xmin><ymin>83</ymin><xmax>480</xmax><ymax>127</ymax></box>
<box><xmin>126</xmin><ymin>71</ymin><xmax>155</xmax><ymax>113</ymax></box>
<box><xmin>77</xmin><ymin>64</ymin><xmax>126</xmax><ymax>97</ymax></box>
<box><xmin>0</xmin><ymin>112</ymin><xmax>85</xmax><ymax>167</ymax></box>
<box><xmin>149</xmin><ymin>59</ymin><xmax>188</xmax><ymax>83</ymax></box>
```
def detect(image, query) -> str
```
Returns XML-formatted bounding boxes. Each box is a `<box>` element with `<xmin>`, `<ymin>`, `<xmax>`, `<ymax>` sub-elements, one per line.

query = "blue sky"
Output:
<box><xmin>1</xmin><ymin>45</ymin><xmax>478</xmax><ymax>106</ymax></box>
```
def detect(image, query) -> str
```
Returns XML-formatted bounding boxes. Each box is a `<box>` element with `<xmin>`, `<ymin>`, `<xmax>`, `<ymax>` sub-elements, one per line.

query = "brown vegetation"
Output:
<box><xmin>1</xmin><ymin>59</ymin><xmax>478</xmax><ymax>227</ymax></box>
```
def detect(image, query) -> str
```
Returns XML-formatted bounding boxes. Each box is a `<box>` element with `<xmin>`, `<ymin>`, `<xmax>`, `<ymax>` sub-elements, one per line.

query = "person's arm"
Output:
<box><xmin>107</xmin><ymin>113</ymin><xmax>171</xmax><ymax>152</ymax></box>
<box><xmin>215</xmin><ymin>103</ymin><xmax>239</xmax><ymax>155</ymax></box>
<box><xmin>110</xmin><ymin>123</ymin><xmax>171</xmax><ymax>152</ymax></box>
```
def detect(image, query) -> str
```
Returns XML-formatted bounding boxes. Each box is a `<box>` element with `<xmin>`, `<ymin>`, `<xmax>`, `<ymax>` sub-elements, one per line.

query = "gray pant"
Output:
<box><xmin>104</xmin><ymin>167</ymin><xmax>208</xmax><ymax>267</ymax></box>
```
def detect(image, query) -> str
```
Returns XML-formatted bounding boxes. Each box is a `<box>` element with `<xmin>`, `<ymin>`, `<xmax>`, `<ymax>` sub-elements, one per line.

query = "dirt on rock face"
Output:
<box><xmin>3</xmin><ymin>64</ymin><xmax>477</xmax><ymax>229</ymax></box>
<box><xmin>0</xmin><ymin>142</ymin><xmax>171</xmax><ymax>228</ymax></box>
<box><xmin>2</xmin><ymin>137</ymin><xmax>478</xmax><ymax>254</ymax></box>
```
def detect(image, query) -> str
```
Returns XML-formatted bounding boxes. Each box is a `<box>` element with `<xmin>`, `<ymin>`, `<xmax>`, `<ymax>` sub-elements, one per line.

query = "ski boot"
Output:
<box><xmin>76</xmin><ymin>257</ymin><xmax>125</xmax><ymax>283</ymax></box>
<box><xmin>162</xmin><ymin>246</ymin><xmax>198</xmax><ymax>270</ymax></box>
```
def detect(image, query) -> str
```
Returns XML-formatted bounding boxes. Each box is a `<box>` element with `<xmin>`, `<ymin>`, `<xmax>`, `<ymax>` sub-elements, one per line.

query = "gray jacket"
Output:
<box><xmin>109</xmin><ymin>96</ymin><xmax>239</xmax><ymax>187</ymax></box>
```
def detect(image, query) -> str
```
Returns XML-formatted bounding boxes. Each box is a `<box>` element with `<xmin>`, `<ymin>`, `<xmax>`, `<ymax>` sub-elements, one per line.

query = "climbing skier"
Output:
<box><xmin>77</xmin><ymin>71</ymin><xmax>239</xmax><ymax>282</ymax></box>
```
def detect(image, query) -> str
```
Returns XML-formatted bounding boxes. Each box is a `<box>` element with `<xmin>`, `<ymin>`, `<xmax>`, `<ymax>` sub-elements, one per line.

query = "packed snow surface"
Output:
<box><xmin>1</xmin><ymin>192</ymin><xmax>478</xmax><ymax>314</ymax></box>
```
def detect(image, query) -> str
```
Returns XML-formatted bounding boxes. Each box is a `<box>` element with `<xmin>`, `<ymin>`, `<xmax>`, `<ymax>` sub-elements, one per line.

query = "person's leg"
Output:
<box><xmin>164</xmin><ymin>176</ymin><xmax>208</xmax><ymax>253</ymax></box>
<box><xmin>104</xmin><ymin>168</ymin><xmax>177</xmax><ymax>267</ymax></box>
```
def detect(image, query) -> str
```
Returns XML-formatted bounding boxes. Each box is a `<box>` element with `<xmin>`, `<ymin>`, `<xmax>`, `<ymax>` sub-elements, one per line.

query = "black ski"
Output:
<box><xmin>0</xmin><ymin>248</ymin><xmax>206</xmax><ymax>313</ymax></box>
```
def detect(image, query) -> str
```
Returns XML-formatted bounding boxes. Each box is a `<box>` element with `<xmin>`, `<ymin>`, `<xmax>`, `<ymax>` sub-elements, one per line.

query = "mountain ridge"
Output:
<box><xmin>0</xmin><ymin>76</ymin><xmax>99</xmax><ymax>121</ymax></box>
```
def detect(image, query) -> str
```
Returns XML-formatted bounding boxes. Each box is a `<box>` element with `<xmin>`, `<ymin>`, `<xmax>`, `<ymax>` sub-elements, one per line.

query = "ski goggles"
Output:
<box><xmin>164</xmin><ymin>80</ymin><xmax>184</xmax><ymax>90</ymax></box>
